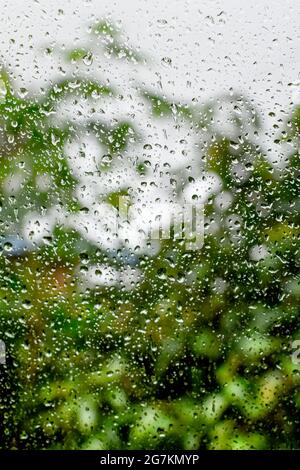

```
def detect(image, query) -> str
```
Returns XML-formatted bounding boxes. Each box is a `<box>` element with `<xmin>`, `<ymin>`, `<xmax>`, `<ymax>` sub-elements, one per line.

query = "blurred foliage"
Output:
<box><xmin>0</xmin><ymin>20</ymin><xmax>299</xmax><ymax>450</ymax></box>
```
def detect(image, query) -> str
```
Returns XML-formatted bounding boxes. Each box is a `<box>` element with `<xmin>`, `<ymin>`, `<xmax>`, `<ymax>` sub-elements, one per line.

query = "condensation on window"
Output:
<box><xmin>0</xmin><ymin>0</ymin><xmax>299</xmax><ymax>451</ymax></box>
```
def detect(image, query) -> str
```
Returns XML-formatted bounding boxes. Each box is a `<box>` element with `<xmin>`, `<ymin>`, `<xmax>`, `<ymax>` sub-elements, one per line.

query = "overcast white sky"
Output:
<box><xmin>0</xmin><ymin>0</ymin><xmax>299</xmax><ymax>115</ymax></box>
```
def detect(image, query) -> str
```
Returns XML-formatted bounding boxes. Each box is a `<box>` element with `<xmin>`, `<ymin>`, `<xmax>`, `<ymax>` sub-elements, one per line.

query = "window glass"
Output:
<box><xmin>0</xmin><ymin>0</ymin><xmax>299</xmax><ymax>450</ymax></box>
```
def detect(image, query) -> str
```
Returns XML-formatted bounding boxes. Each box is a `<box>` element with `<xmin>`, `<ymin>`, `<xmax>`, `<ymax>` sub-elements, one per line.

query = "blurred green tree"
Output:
<box><xmin>0</xmin><ymin>21</ymin><xmax>299</xmax><ymax>450</ymax></box>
